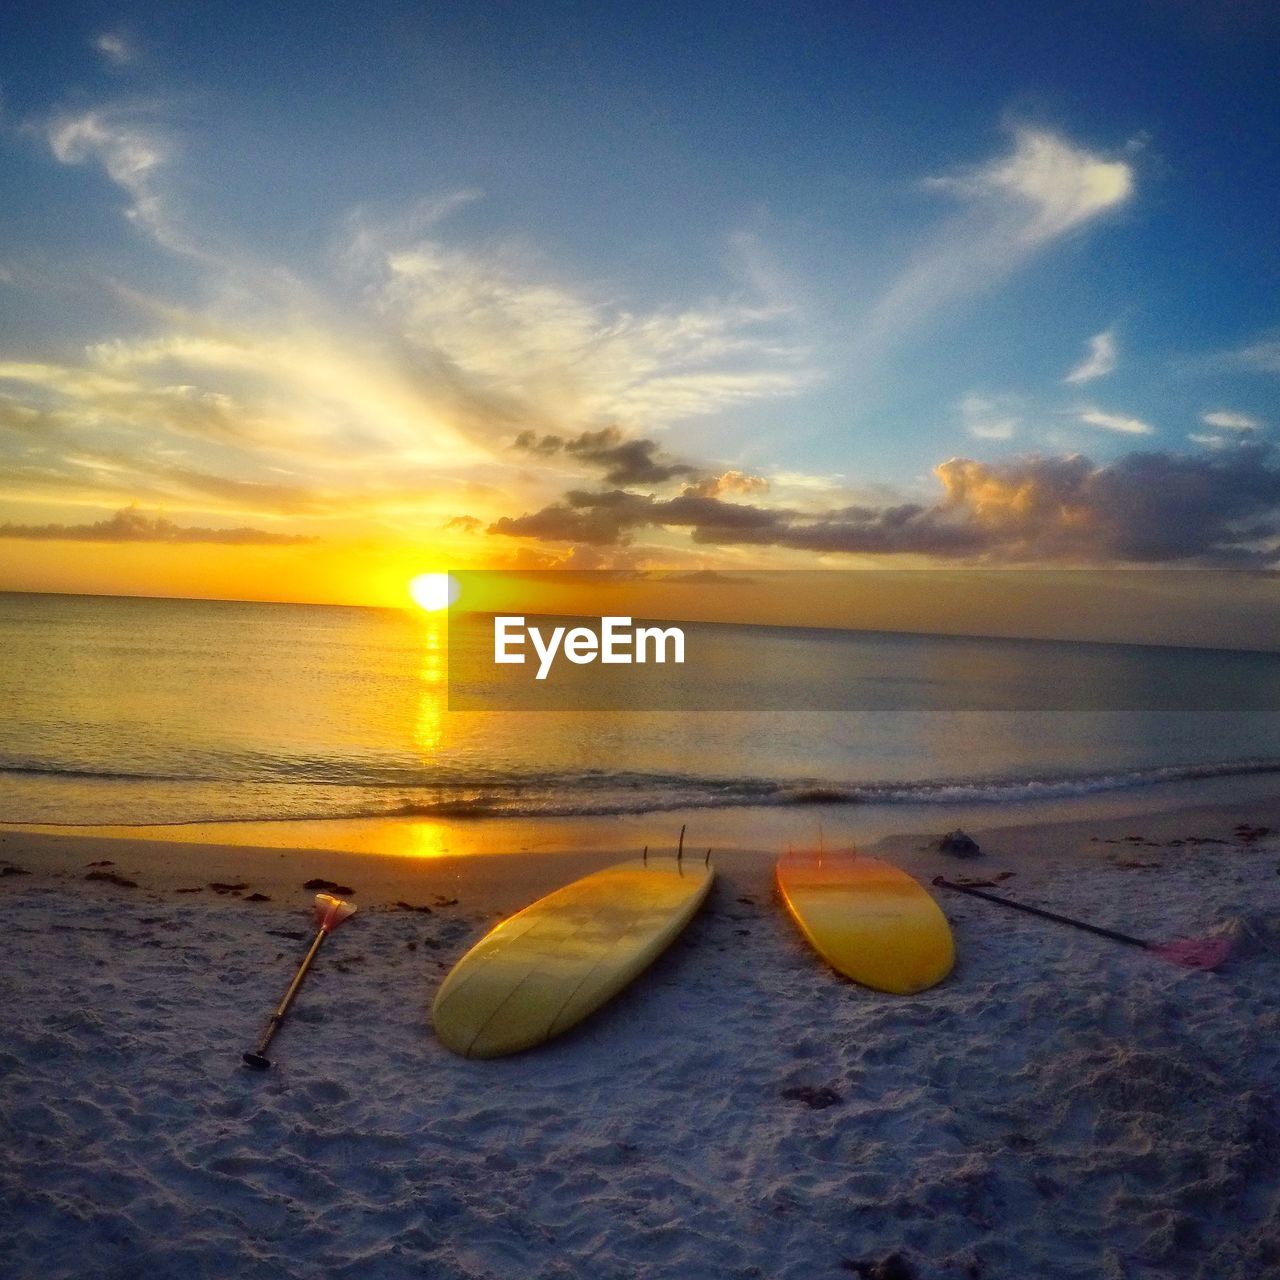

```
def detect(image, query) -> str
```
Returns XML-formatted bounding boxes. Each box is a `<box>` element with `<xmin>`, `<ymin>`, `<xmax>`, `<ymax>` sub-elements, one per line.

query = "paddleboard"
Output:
<box><xmin>432</xmin><ymin>857</ymin><xmax>714</xmax><ymax>1058</ymax></box>
<box><xmin>776</xmin><ymin>849</ymin><xmax>953</xmax><ymax>993</ymax></box>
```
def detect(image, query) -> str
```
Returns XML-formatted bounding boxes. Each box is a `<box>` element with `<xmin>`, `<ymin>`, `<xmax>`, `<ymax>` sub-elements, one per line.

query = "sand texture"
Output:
<box><xmin>2</xmin><ymin>817</ymin><xmax>1280</xmax><ymax>1278</ymax></box>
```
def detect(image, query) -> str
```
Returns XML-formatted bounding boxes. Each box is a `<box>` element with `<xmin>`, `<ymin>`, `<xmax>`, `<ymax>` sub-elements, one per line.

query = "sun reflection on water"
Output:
<box><xmin>413</xmin><ymin>610</ymin><xmax>448</xmax><ymax>757</ymax></box>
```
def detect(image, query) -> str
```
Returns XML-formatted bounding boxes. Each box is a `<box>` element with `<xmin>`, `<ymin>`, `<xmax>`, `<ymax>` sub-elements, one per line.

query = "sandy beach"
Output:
<box><xmin>6</xmin><ymin>1</ymin><xmax>1280</xmax><ymax>1273</ymax></box>
<box><xmin>3</xmin><ymin>796</ymin><xmax>1280</xmax><ymax>1279</ymax></box>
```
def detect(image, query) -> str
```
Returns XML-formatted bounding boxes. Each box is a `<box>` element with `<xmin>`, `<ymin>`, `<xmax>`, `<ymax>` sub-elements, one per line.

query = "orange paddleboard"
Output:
<box><xmin>776</xmin><ymin>850</ymin><xmax>954</xmax><ymax>994</ymax></box>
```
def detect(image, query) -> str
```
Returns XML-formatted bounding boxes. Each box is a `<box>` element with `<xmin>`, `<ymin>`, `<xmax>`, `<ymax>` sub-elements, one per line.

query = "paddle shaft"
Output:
<box><xmin>246</xmin><ymin>925</ymin><xmax>329</xmax><ymax>1063</ymax></box>
<box><xmin>932</xmin><ymin>877</ymin><xmax>1150</xmax><ymax>950</ymax></box>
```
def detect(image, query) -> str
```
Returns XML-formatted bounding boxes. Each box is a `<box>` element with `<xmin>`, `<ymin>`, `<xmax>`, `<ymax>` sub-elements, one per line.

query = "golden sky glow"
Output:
<box><xmin>3</xmin><ymin>26</ymin><xmax>1278</xmax><ymax>607</ymax></box>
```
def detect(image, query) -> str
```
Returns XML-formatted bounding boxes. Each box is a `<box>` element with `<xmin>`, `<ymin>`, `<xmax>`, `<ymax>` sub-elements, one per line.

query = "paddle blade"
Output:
<box><xmin>1151</xmin><ymin>937</ymin><xmax>1231</xmax><ymax>971</ymax></box>
<box><xmin>314</xmin><ymin>893</ymin><xmax>356</xmax><ymax>932</ymax></box>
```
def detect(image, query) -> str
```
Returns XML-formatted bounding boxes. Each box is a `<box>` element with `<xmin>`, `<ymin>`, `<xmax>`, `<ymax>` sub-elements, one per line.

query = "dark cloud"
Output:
<box><xmin>931</xmin><ymin>447</ymin><xmax>1280</xmax><ymax>562</ymax></box>
<box><xmin>489</xmin><ymin>489</ymin><xmax>650</xmax><ymax>545</ymax></box>
<box><xmin>511</xmin><ymin>430</ymin><xmax>563</xmax><ymax>457</ymax></box>
<box><xmin>0</xmin><ymin>507</ymin><xmax>316</xmax><ymax>545</ymax></box>
<box><xmin>512</xmin><ymin>426</ymin><xmax>697</xmax><ymax>486</ymax></box>
<box><xmin>490</xmin><ymin>446</ymin><xmax>1280</xmax><ymax>565</ymax></box>
<box><xmin>443</xmin><ymin>514</ymin><xmax>482</xmax><ymax>533</ymax></box>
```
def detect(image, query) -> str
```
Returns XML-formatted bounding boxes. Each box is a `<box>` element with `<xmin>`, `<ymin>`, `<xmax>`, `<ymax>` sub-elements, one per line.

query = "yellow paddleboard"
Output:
<box><xmin>432</xmin><ymin>857</ymin><xmax>714</xmax><ymax>1058</ymax></box>
<box><xmin>776</xmin><ymin>849</ymin><xmax>954</xmax><ymax>994</ymax></box>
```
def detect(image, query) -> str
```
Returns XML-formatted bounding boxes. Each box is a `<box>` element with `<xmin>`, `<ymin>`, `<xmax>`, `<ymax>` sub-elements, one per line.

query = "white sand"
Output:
<box><xmin>2</xmin><ymin>807</ymin><xmax>1280</xmax><ymax>1279</ymax></box>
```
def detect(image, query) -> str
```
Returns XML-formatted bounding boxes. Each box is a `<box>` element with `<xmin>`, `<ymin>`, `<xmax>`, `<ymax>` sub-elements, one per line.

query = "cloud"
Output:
<box><xmin>9</xmin><ymin>105</ymin><xmax>1156</xmax><ymax>568</ymax></box>
<box><xmin>491</xmin><ymin>487</ymin><xmax>986</xmax><ymax>554</ymax></box>
<box><xmin>46</xmin><ymin>109</ymin><xmax>175</xmax><ymax>244</ymax></box>
<box><xmin>0</xmin><ymin>506</ymin><xmax>314</xmax><ymax>544</ymax></box>
<box><xmin>5</xmin><ymin>266</ymin><xmax>764</xmax><ymax>531</ymax></box>
<box><xmin>1202</xmin><ymin>410</ymin><xmax>1261</xmax><ymax>431</ymax></box>
<box><xmin>0</xmin><ymin>180</ymin><xmax>812</xmax><ymax>529</ymax></box>
<box><xmin>1227</xmin><ymin>338</ymin><xmax>1280</xmax><ymax>373</ymax></box>
<box><xmin>932</xmin><ymin>448</ymin><xmax>1280</xmax><ymax>563</ymax></box>
<box><xmin>489</xmin><ymin>445</ymin><xmax>1280</xmax><ymax>565</ymax></box>
<box><xmin>511</xmin><ymin>426</ymin><xmax>696</xmax><ymax>486</ymax></box>
<box><xmin>443</xmin><ymin>514</ymin><xmax>482</xmax><ymax>532</ymax></box>
<box><xmin>489</xmin><ymin>489</ymin><xmax>654</xmax><ymax>546</ymax></box>
<box><xmin>1064</xmin><ymin>329</ymin><xmax>1118</xmax><ymax>384</ymax></box>
<box><xmin>93</xmin><ymin>32</ymin><xmax>136</xmax><ymax>67</ymax></box>
<box><xmin>941</xmin><ymin>129</ymin><xmax>1134</xmax><ymax>245</ymax></box>
<box><xmin>511</xmin><ymin>427</ymin><xmax>772</xmax><ymax>500</ymax></box>
<box><xmin>958</xmin><ymin>393</ymin><xmax>1020</xmax><ymax>440</ymax></box>
<box><xmin>683</xmin><ymin>470</ymin><xmax>769</xmax><ymax>498</ymax></box>
<box><xmin>858</xmin><ymin>129</ymin><xmax>1134</xmax><ymax>364</ymax></box>
<box><xmin>371</xmin><ymin>236</ymin><xmax>814</xmax><ymax>430</ymax></box>
<box><xmin>1077</xmin><ymin>407</ymin><xmax>1154</xmax><ymax>435</ymax></box>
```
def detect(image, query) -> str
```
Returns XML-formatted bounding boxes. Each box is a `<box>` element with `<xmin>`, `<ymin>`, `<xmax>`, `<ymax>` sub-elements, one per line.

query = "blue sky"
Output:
<box><xmin>1</xmin><ymin>1</ymin><xmax>1278</xmax><ymax>588</ymax></box>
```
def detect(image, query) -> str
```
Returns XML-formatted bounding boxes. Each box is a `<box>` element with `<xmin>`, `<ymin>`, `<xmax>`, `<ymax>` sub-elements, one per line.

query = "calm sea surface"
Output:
<box><xmin>2</xmin><ymin>591</ymin><xmax>1280</xmax><ymax>827</ymax></box>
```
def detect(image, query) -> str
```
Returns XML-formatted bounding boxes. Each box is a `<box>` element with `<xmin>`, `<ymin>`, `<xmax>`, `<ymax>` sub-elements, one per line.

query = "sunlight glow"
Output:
<box><xmin>408</xmin><ymin>572</ymin><xmax>459</xmax><ymax>612</ymax></box>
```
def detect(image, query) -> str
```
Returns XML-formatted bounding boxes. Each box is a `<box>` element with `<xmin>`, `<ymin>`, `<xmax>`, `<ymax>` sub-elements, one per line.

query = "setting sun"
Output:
<box><xmin>408</xmin><ymin>572</ymin><xmax>459</xmax><ymax>612</ymax></box>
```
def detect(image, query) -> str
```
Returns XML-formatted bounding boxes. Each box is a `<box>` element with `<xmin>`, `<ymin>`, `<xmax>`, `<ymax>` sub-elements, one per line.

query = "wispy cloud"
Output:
<box><xmin>936</xmin><ymin>129</ymin><xmax>1133</xmax><ymax>244</ymax></box>
<box><xmin>0</xmin><ymin>506</ymin><xmax>313</xmax><ymax>544</ymax></box>
<box><xmin>1077</xmin><ymin>406</ymin><xmax>1154</xmax><ymax>435</ymax></box>
<box><xmin>1227</xmin><ymin>337</ymin><xmax>1280</xmax><ymax>373</ymax></box>
<box><xmin>958</xmin><ymin>393</ymin><xmax>1020</xmax><ymax>440</ymax></box>
<box><xmin>93</xmin><ymin>31</ymin><xmax>136</xmax><ymax>68</ymax></box>
<box><xmin>1202</xmin><ymin>410</ymin><xmax>1261</xmax><ymax>431</ymax></box>
<box><xmin>1064</xmin><ymin>328</ymin><xmax>1117</xmax><ymax>384</ymax></box>
<box><xmin>44</xmin><ymin>108</ymin><xmax>191</xmax><ymax>254</ymax></box>
<box><xmin>373</xmin><ymin>237</ymin><xmax>814</xmax><ymax>429</ymax></box>
<box><xmin>5</xmin><ymin>106</ymin><xmax>817</xmax><ymax>536</ymax></box>
<box><xmin>856</xmin><ymin>128</ymin><xmax>1134</xmax><ymax>365</ymax></box>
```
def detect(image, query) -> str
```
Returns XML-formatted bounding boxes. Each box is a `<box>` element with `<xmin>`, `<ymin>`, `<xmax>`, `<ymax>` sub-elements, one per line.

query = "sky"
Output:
<box><xmin>1</xmin><ymin>0</ymin><xmax>1278</xmax><ymax>605</ymax></box>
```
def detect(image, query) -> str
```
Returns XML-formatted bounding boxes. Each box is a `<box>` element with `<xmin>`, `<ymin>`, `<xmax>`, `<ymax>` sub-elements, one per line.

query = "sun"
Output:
<box><xmin>408</xmin><ymin>572</ymin><xmax>459</xmax><ymax>612</ymax></box>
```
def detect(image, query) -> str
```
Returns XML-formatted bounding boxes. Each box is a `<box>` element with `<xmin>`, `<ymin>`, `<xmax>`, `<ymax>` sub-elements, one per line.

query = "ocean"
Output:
<box><xmin>3</xmin><ymin>590</ymin><xmax>1280</xmax><ymax>831</ymax></box>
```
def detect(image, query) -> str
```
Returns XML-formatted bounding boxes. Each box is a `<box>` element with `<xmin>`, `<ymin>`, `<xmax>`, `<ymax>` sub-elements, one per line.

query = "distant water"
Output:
<box><xmin>2</xmin><ymin>591</ymin><xmax>1280</xmax><ymax>827</ymax></box>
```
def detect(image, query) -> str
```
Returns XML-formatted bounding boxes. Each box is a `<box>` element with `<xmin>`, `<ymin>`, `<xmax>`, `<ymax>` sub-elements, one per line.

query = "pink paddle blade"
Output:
<box><xmin>314</xmin><ymin>893</ymin><xmax>356</xmax><ymax>932</ymax></box>
<box><xmin>1151</xmin><ymin>937</ymin><xmax>1231</xmax><ymax>971</ymax></box>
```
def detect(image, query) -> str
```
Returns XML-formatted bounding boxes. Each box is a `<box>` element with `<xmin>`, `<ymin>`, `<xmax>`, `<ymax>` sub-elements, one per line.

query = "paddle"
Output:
<box><xmin>243</xmin><ymin>892</ymin><xmax>357</xmax><ymax>1069</ymax></box>
<box><xmin>931</xmin><ymin>877</ymin><xmax>1230</xmax><ymax>970</ymax></box>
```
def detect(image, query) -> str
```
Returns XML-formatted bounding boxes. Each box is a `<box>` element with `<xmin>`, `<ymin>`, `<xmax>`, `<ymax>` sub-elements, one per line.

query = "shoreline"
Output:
<box><xmin>4</xmin><ymin>782</ymin><xmax>1280</xmax><ymax>914</ymax></box>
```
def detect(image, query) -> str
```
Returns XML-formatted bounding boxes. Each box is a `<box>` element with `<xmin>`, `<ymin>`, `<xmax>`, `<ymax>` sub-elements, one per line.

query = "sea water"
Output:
<box><xmin>2</xmin><ymin>590</ymin><xmax>1279</xmax><ymax>828</ymax></box>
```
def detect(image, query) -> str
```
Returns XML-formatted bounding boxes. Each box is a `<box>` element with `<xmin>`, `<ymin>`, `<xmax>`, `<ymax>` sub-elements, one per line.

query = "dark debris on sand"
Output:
<box><xmin>949</xmin><ymin>872</ymin><xmax>1015</xmax><ymax>888</ymax></box>
<box><xmin>936</xmin><ymin>829</ymin><xmax>981</xmax><ymax>858</ymax></box>
<box><xmin>84</xmin><ymin>870</ymin><xmax>138</xmax><ymax>888</ymax></box>
<box><xmin>781</xmin><ymin>1084</ymin><xmax>843</xmax><ymax>1110</ymax></box>
<box><xmin>841</xmin><ymin>1252</ymin><xmax>917</xmax><ymax>1279</ymax></box>
<box><xmin>304</xmin><ymin>878</ymin><xmax>355</xmax><ymax>894</ymax></box>
<box><xmin>1236</xmin><ymin>824</ymin><xmax>1273</xmax><ymax>845</ymax></box>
